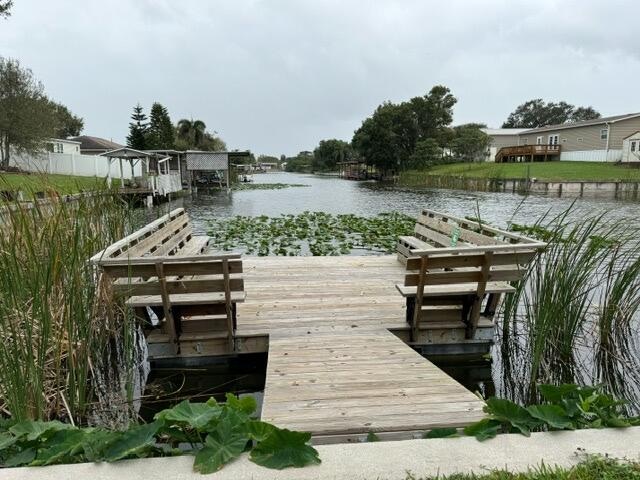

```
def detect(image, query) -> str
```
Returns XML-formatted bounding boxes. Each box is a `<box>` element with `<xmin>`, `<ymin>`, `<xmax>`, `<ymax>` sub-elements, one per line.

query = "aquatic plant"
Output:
<box><xmin>0</xmin><ymin>394</ymin><xmax>320</xmax><ymax>473</ymax></box>
<box><xmin>0</xmin><ymin>190</ymin><xmax>138</xmax><ymax>424</ymax></box>
<box><xmin>207</xmin><ymin>211</ymin><xmax>415</xmax><ymax>256</ymax></box>
<box><xmin>499</xmin><ymin>210</ymin><xmax>640</xmax><ymax>412</ymax></box>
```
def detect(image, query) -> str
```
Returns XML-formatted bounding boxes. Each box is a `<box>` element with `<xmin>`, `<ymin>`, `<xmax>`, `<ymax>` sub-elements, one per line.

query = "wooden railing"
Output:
<box><xmin>496</xmin><ymin>144</ymin><xmax>561</xmax><ymax>162</ymax></box>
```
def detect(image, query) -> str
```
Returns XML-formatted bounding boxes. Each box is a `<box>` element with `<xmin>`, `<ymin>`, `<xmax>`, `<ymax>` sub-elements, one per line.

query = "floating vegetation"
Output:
<box><xmin>208</xmin><ymin>211</ymin><xmax>415</xmax><ymax>256</ymax></box>
<box><xmin>232</xmin><ymin>183</ymin><xmax>310</xmax><ymax>191</ymax></box>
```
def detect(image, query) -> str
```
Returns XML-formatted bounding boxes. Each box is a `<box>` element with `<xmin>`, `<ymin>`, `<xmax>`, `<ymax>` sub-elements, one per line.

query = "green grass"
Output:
<box><xmin>0</xmin><ymin>173</ymin><xmax>106</xmax><ymax>195</ymax></box>
<box><xmin>400</xmin><ymin>162</ymin><xmax>640</xmax><ymax>183</ymax></box>
<box><xmin>406</xmin><ymin>456</ymin><xmax>640</xmax><ymax>479</ymax></box>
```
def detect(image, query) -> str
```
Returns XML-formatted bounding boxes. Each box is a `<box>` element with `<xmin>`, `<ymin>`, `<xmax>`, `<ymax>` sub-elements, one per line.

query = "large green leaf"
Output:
<box><xmin>9</xmin><ymin>420</ymin><xmax>73</xmax><ymax>441</ymax></box>
<box><xmin>225</xmin><ymin>393</ymin><xmax>257</xmax><ymax>416</ymax></box>
<box><xmin>155</xmin><ymin>400</ymin><xmax>222</xmax><ymax>430</ymax></box>
<box><xmin>193</xmin><ymin>417</ymin><xmax>249</xmax><ymax>473</ymax></box>
<box><xmin>246</xmin><ymin>420</ymin><xmax>275</xmax><ymax>442</ymax></box>
<box><xmin>526</xmin><ymin>405</ymin><xmax>574</xmax><ymax>430</ymax></box>
<box><xmin>102</xmin><ymin>422</ymin><xmax>160</xmax><ymax>462</ymax></box>
<box><xmin>5</xmin><ymin>448</ymin><xmax>36</xmax><ymax>467</ymax></box>
<box><xmin>81</xmin><ymin>429</ymin><xmax>119</xmax><ymax>462</ymax></box>
<box><xmin>0</xmin><ymin>432</ymin><xmax>17</xmax><ymax>450</ymax></box>
<box><xmin>485</xmin><ymin>398</ymin><xmax>538</xmax><ymax>436</ymax></box>
<box><xmin>250</xmin><ymin>428</ymin><xmax>320</xmax><ymax>469</ymax></box>
<box><xmin>32</xmin><ymin>429</ymin><xmax>87</xmax><ymax>466</ymax></box>
<box><xmin>463</xmin><ymin>419</ymin><xmax>501</xmax><ymax>441</ymax></box>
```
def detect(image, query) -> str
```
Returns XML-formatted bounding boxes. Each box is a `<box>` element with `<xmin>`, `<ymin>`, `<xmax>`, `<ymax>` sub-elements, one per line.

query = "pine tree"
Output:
<box><xmin>126</xmin><ymin>103</ymin><xmax>148</xmax><ymax>150</ymax></box>
<box><xmin>146</xmin><ymin>102</ymin><xmax>175</xmax><ymax>150</ymax></box>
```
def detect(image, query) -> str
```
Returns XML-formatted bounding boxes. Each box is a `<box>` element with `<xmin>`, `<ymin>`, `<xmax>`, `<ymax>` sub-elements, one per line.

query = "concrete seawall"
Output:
<box><xmin>406</xmin><ymin>175</ymin><xmax>640</xmax><ymax>199</ymax></box>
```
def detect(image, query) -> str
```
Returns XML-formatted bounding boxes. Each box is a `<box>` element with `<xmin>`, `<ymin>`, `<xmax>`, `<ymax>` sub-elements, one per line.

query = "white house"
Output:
<box><xmin>46</xmin><ymin>138</ymin><xmax>81</xmax><ymax>154</ymax></box>
<box><xmin>622</xmin><ymin>131</ymin><xmax>640</xmax><ymax>163</ymax></box>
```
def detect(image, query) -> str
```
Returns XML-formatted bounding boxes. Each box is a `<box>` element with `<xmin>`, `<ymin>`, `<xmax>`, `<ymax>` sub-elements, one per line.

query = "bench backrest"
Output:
<box><xmin>404</xmin><ymin>243</ymin><xmax>546</xmax><ymax>340</ymax></box>
<box><xmin>90</xmin><ymin>208</ymin><xmax>192</xmax><ymax>262</ymax></box>
<box><xmin>98</xmin><ymin>254</ymin><xmax>244</xmax><ymax>351</ymax></box>
<box><xmin>412</xmin><ymin>209</ymin><xmax>540</xmax><ymax>248</ymax></box>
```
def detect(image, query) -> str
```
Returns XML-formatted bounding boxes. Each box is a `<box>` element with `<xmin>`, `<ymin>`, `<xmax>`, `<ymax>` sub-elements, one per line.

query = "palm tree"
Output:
<box><xmin>176</xmin><ymin>118</ymin><xmax>206</xmax><ymax>148</ymax></box>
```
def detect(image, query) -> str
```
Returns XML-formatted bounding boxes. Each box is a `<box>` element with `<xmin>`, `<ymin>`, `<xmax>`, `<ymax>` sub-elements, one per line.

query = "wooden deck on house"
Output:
<box><xmin>235</xmin><ymin>256</ymin><xmax>486</xmax><ymax>440</ymax></box>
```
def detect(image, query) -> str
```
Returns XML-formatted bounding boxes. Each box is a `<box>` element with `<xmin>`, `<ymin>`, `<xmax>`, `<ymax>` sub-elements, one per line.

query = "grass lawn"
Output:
<box><xmin>0</xmin><ymin>173</ymin><xmax>106</xmax><ymax>195</ymax></box>
<box><xmin>401</xmin><ymin>161</ymin><xmax>640</xmax><ymax>183</ymax></box>
<box><xmin>407</xmin><ymin>456</ymin><xmax>640</xmax><ymax>479</ymax></box>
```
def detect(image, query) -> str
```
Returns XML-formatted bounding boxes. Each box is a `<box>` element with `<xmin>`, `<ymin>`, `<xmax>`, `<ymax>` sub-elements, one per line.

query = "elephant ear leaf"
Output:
<box><xmin>225</xmin><ymin>393</ymin><xmax>257</xmax><ymax>416</ymax></box>
<box><xmin>9</xmin><ymin>420</ymin><xmax>73</xmax><ymax>441</ymax></box>
<box><xmin>154</xmin><ymin>400</ymin><xmax>222</xmax><ymax>430</ymax></box>
<box><xmin>193</xmin><ymin>416</ymin><xmax>249</xmax><ymax>474</ymax></box>
<box><xmin>526</xmin><ymin>405</ymin><xmax>575</xmax><ymax>430</ymax></box>
<box><xmin>250</xmin><ymin>428</ymin><xmax>320</xmax><ymax>470</ymax></box>
<box><xmin>463</xmin><ymin>419</ymin><xmax>501</xmax><ymax>441</ymax></box>
<box><xmin>103</xmin><ymin>422</ymin><xmax>161</xmax><ymax>462</ymax></box>
<box><xmin>32</xmin><ymin>429</ymin><xmax>87</xmax><ymax>466</ymax></box>
<box><xmin>485</xmin><ymin>398</ymin><xmax>539</xmax><ymax>436</ymax></box>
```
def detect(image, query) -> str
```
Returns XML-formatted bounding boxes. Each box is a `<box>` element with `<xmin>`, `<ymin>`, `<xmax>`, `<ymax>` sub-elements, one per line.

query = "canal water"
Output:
<box><xmin>140</xmin><ymin>172</ymin><xmax>640</xmax><ymax>415</ymax></box>
<box><xmin>156</xmin><ymin>171</ymin><xmax>640</xmax><ymax>233</ymax></box>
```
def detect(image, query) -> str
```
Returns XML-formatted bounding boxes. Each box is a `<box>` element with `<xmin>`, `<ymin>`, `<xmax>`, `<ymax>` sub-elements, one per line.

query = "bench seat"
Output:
<box><xmin>93</xmin><ymin>208</ymin><xmax>244</xmax><ymax>357</ymax></box>
<box><xmin>126</xmin><ymin>291</ymin><xmax>246</xmax><ymax>308</ymax></box>
<box><xmin>396</xmin><ymin>282</ymin><xmax>516</xmax><ymax>298</ymax></box>
<box><xmin>395</xmin><ymin>209</ymin><xmax>546</xmax><ymax>343</ymax></box>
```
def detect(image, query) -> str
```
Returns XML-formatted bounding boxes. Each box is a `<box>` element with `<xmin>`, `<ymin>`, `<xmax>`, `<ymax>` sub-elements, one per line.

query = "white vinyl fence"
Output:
<box><xmin>10</xmin><ymin>152</ymin><xmax>142</xmax><ymax>179</ymax></box>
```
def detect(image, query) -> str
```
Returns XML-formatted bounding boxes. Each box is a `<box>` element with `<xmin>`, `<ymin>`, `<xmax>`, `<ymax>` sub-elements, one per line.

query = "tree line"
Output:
<box><xmin>126</xmin><ymin>103</ymin><xmax>226</xmax><ymax>152</ymax></box>
<box><xmin>285</xmin><ymin>88</ymin><xmax>602</xmax><ymax>175</ymax></box>
<box><xmin>0</xmin><ymin>57</ymin><xmax>84</xmax><ymax>169</ymax></box>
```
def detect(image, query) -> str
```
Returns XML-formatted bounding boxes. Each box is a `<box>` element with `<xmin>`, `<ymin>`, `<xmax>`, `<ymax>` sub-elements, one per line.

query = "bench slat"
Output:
<box><xmin>404</xmin><ymin>267</ymin><xmax>527</xmax><ymax>287</ymax></box>
<box><xmin>396</xmin><ymin>282</ymin><xmax>516</xmax><ymax>298</ymax></box>
<box><xmin>126</xmin><ymin>291</ymin><xmax>246</xmax><ymax>307</ymax></box>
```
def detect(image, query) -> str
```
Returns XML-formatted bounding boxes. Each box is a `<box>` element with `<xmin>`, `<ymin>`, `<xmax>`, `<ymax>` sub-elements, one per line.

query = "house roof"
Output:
<box><xmin>50</xmin><ymin>138</ymin><xmax>81</xmax><ymax>144</ymax></box>
<box><xmin>481</xmin><ymin>128</ymin><xmax>528</xmax><ymax>136</ymax></box>
<box><xmin>68</xmin><ymin>135</ymin><xmax>123</xmax><ymax>151</ymax></box>
<box><xmin>101</xmin><ymin>147</ymin><xmax>165</xmax><ymax>159</ymax></box>
<box><xmin>519</xmin><ymin>113</ymin><xmax>640</xmax><ymax>135</ymax></box>
<box><xmin>623</xmin><ymin>130</ymin><xmax>640</xmax><ymax>140</ymax></box>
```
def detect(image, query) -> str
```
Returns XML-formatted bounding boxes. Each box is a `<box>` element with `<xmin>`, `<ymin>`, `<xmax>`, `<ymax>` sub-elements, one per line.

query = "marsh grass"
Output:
<box><xmin>0</xmin><ymin>188</ymin><xmax>138</xmax><ymax>424</ymax></box>
<box><xmin>499</xmin><ymin>209</ymin><xmax>640</xmax><ymax>412</ymax></box>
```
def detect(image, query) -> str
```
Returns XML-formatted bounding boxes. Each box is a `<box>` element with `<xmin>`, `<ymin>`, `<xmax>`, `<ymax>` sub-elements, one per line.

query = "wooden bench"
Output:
<box><xmin>396</xmin><ymin>213</ymin><xmax>546</xmax><ymax>344</ymax></box>
<box><xmin>91</xmin><ymin>208</ymin><xmax>245</xmax><ymax>358</ymax></box>
<box><xmin>397</xmin><ymin>209</ymin><xmax>536</xmax><ymax>264</ymax></box>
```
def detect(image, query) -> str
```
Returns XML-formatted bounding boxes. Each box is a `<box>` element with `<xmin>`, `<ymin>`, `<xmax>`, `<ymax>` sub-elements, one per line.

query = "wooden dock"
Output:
<box><xmin>235</xmin><ymin>256</ymin><xmax>486</xmax><ymax>441</ymax></box>
<box><xmin>95</xmin><ymin>208</ymin><xmax>543</xmax><ymax>443</ymax></box>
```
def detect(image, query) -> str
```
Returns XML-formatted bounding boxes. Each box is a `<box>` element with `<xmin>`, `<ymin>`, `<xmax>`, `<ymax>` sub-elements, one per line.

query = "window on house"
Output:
<box><xmin>536</xmin><ymin>136</ymin><xmax>543</xmax><ymax>145</ymax></box>
<box><xmin>548</xmin><ymin>135</ymin><xmax>559</xmax><ymax>145</ymax></box>
<box><xmin>601</xmin><ymin>128</ymin><xmax>608</xmax><ymax>140</ymax></box>
<box><xmin>577</xmin><ymin>137</ymin><xmax>583</xmax><ymax>142</ymax></box>
<box><xmin>632</xmin><ymin>141</ymin><xmax>637</xmax><ymax>152</ymax></box>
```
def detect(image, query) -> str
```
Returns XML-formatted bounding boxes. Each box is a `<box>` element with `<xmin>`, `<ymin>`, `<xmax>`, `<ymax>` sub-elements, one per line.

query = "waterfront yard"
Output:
<box><xmin>400</xmin><ymin>161</ymin><xmax>640</xmax><ymax>184</ymax></box>
<box><xmin>0</xmin><ymin>173</ymin><xmax>105</xmax><ymax>195</ymax></box>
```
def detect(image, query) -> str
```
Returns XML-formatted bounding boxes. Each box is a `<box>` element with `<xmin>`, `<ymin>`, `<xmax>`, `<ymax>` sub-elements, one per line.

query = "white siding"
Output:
<box><xmin>622</xmin><ymin>134</ymin><xmax>640</xmax><ymax>163</ymax></box>
<box><xmin>559</xmin><ymin>150</ymin><xmax>622</xmax><ymax>162</ymax></box>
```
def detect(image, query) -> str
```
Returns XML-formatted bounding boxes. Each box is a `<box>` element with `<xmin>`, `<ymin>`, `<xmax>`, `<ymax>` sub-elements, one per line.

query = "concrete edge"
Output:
<box><xmin>2</xmin><ymin>427</ymin><xmax>640</xmax><ymax>480</ymax></box>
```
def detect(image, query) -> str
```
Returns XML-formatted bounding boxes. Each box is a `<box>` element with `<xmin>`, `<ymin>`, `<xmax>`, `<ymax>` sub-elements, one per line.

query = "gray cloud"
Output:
<box><xmin>2</xmin><ymin>0</ymin><xmax>639</xmax><ymax>155</ymax></box>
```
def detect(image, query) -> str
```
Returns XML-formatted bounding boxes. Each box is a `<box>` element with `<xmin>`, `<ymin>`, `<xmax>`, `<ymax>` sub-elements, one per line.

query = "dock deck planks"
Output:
<box><xmin>234</xmin><ymin>256</ymin><xmax>487</xmax><ymax>440</ymax></box>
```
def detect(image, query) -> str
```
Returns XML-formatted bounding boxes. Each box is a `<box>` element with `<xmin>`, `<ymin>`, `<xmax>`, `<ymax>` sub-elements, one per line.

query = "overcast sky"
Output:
<box><xmin>2</xmin><ymin>0</ymin><xmax>639</xmax><ymax>156</ymax></box>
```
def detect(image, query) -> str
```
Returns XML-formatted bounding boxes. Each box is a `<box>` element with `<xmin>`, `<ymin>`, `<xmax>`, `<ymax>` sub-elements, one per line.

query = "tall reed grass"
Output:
<box><xmin>499</xmin><ymin>209</ymin><xmax>640</xmax><ymax>413</ymax></box>
<box><xmin>0</xmin><ymin>189</ymin><xmax>140</xmax><ymax>424</ymax></box>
